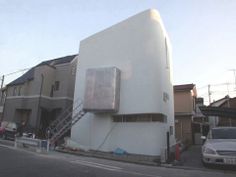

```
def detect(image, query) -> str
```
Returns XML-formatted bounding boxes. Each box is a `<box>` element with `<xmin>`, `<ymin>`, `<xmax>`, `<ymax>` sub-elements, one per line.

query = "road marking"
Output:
<box><xmin>71</xmin><ymin>159</ymin><xmax>162</xmax><ymax>177</ymax></box>
<box><xmin>71</xmin><ymin>159</ymin><xmax>122</xmax><ymax>171</ymax></box>
<box><xmin>120</xmin><ymin>170</ymin><xmax>162</xmax><ymax>177</ymax></box>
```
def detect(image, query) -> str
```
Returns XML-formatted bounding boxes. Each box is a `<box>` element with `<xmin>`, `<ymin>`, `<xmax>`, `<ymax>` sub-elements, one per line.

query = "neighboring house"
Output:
<box><xmin>2</xmin><ymin>55</ymin><xmax>78</xmax><ymax>137</ymax></box>
<box><xmin>209</xmin><ymin>96</ymin><xmax>236</xmax><ymax>127</ymax></box>
<box><xmin>71</xmin><ymin>9</ymin><xmax>175</xmax><ymax>158</ymax></box>
<box><xmin>174</xmin><ymin>84</ymin><xmax>197</xmax><ymax>145</ymax></box>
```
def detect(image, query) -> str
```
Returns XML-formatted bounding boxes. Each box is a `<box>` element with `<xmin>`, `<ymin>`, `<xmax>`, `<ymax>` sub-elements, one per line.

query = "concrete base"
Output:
<box><xmin>57</xmin><ymin>145</ymin><xmax>160</xmax><ymax>166</ymax></box>
<box><xmin>64</xmin><ymin>137</ymin><xmax>90</xmax><ymax>151</ymax></box>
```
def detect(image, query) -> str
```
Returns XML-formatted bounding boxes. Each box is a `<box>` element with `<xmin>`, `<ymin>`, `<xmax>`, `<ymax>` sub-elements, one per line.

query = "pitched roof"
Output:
<box><xmin>174</xmin><ymin>84</ymin><xmax>195</xmax><ymax>92</ymax></box>
<box><xmin>7</xmin><ymin>68</ymin><xmax>35</xmax><ymax>86</ymax></box>
<box><xmin>200</xmin><ymin>106</ymin><xmax>236</xmax><ymax>118</ymax></box>
<box><xmin>37</xmin><ymin>54</ymin><xmax>77</xmax><ymax>67</ymax></box>
<box><xmin>209</xmin><ymin>95</ymin><xmax>229</xmax><ymax>107</ymax></box>
<box><xmin>209</xmin><ymin>96</ymin><xmax>236</xmax><ymax>108</ymax></box>
<box><xmin>7</xmin><ymin>54</ymin><xmax>77</xmax><ymax>86</ymax></box>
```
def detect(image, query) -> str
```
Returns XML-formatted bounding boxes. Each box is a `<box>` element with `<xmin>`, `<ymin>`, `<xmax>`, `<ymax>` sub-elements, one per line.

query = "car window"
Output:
<box><xmin>5</xmin><ymin>122</ymin><xmax>17</xmax><ymax>129</ymax></box>
<box><xmin>212</xmin><ymin>128</ymin><xmax>236</xmax><ymax>139</ymax></box>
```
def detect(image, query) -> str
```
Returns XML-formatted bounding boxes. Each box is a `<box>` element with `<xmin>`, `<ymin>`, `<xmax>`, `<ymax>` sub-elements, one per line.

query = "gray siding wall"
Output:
<box><xmin>67</xmin><ymin>58</ymin><xmax>77</xmax><ymax>98</ymax></box>
<box><xmin>3</xmin><ymin>98</ymin><xmax>39</xmax><ymax>126</ymax></box>
<box><xmin>33</xmin><ymin>65</ymin><xmax>56</xmax><ymax>97</ymax></box>
<box><xmin>3</xmin><ymin>56</ymin><xmax>77</xmax><ymax>129</ymax></box>
<box><xmin>53</xmin><ymin>60</ymin><xmax>77</xmax><ymax>98</ymax></box>
<box><xmin>4</xmin><ymin>97</ymin><xmax>73</xmax><ymax>128</ymax></box>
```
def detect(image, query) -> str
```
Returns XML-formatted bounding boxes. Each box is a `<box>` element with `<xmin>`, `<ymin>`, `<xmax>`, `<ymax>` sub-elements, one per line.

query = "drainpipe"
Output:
<box><xmin>36</xmin><ymin>74</ymin><xmax>44</xmax><ymax>136</ymax></box>
<box><xmin>166</xmin><ymin>131</ymin><xmax>170</xmax><ymax>163</ymax></box>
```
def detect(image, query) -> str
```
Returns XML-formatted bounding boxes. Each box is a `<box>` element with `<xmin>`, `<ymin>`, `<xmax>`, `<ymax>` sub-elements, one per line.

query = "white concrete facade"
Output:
<box><xmin>71</xmin><ymin>9</ymin><xmax>175</xmax><ymax>156</ymax></box>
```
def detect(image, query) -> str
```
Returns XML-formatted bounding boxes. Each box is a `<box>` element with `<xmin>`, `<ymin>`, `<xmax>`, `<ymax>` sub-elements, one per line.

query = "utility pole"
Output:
<box><xmin>0</xmin><ymin>75</ymin><xmax>5</xmax><ymax>122</ymax></box>
<box><xmin>229</xmin><ymin>69</ymin><xmax>236</xmax><ymax>90</ymax></box>
<box><xmin>0</xmin><ymin>75</ymin><xmax>4</xmax><ymax>104</ymax></box>
<box><xmin>226</xmin><ymin>96</ymin><xmax>232</xmax><ymax>127</ymax></box>
<box><xmin>0</xmin><ymin>75</ymin><xmax>4</xmax><ymax>90</ymax></box>
<box><xmin>0</xmin><ymin>68</ymin><xmax>29</xmax><ymax>88</ymax></box>
<box><xmin>208</xmin><ymin>84</ymin><xmax>211</xmax><ymax>104</ymax></box>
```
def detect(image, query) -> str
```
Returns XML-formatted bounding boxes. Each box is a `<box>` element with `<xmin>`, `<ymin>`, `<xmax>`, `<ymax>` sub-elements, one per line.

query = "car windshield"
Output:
<box><xmin>212</xmin><ymin>128</ymin><xmax>236</xmax><ymax>139</ymax></box>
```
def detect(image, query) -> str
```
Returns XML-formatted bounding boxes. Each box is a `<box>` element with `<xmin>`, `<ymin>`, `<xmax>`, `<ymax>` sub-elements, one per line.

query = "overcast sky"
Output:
<box><xmin>0</xmin><ymin>0</ymin><xmax>236</xmax><ymax>103</ymax></box>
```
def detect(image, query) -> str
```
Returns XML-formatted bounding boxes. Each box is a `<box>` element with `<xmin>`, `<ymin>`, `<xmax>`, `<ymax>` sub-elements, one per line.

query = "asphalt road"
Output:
<box><xmin>0</xmin><ymin>145</ymin><xmax>236</xmax><ymax>177</ymax></box>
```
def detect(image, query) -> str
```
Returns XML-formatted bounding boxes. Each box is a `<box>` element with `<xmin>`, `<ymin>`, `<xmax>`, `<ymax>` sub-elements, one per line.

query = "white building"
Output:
<box><xmin>71</xmin><ymin>9</ymin><xmax>175</xmax><ymax>157</ymax></box>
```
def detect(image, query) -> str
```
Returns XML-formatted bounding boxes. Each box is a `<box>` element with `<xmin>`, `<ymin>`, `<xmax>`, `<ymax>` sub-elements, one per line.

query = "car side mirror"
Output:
<box><xmin>201</xmin><ymin>136</ymin><xmax>206</xmax><ymax>140</ymax></box>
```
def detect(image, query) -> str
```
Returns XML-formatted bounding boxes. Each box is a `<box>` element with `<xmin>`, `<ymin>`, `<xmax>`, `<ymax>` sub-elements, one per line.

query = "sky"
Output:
<box><xmin>0</xmin><ymin>0</ymin><xmax>236</xmax><ymax>104</ymax></box>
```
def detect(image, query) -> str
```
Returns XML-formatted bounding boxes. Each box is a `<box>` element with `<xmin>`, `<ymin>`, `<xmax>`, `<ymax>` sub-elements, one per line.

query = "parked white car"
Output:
<box><xmin>202</xmin><ymin>127</ymin><xmax>236</xmax><ymax>166</ymax></box>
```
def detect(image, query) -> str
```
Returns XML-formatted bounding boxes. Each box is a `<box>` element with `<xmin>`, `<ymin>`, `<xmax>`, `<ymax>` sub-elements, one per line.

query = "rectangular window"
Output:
<box><xmin>13</xmin><ymin>87</ymin><xmax>17</xmax><ymax>96</ymax></box>
<box><xmin>54</xmin><ymin>81</ymin><xmax>60</xmax><ymax>91</ymax></box>
<box><xmin>165</xmin><ymin>38</ymin><xmax>170</xmax><ymax>69</ymax></box>
<box><xmin>50</xmin><ymin>85</ymin><xmax>54</xmax><ymax>97</ymax></box>
<box><xmin>113</xmin><ymin>114</ymin><xmax>167</xmax><ymax>123</ymax></box>
<box><xmin>18</xmin><ymin>86</ymin><xmax>21</xmax><ymax>96</ymax></box>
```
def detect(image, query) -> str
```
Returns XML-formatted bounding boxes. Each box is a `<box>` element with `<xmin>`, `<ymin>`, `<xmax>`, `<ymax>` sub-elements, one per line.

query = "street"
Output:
<box><xmin>0</xmin><ymin>145</ymin><xmax>236</xmax><ymax>177</ymax></box>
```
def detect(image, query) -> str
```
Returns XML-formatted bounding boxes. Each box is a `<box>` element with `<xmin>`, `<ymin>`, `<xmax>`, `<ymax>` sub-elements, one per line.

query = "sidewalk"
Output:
<box><xmin>180</xmin><ymin>145</ymin><xmax>204</xmax><ymax>168</ymax></box>
<box><xmin>0</xmin><ymin>139</ymin><xmax>209</xmax><ymax>169</ymax></box>
<box><xmin>0</xmin><ymin>138</ymin><xmax>14</xmax><ymax>147</ymax></box>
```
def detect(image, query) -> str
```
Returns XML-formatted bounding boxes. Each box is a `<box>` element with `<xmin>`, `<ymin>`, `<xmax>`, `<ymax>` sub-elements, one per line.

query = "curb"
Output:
<box><xmin>56</xmin><ymin>147</ymin><xmax>236</xmax><ymax>174</ymax></box>
<box><xmin>161</xmin><ymin>163</ymin><xmax>236</xmax><ymax>174</ymax></box>
<box><xmin>0</xmin><ymin>139</ymin><xmax>14</xmax><ymax>147</ymax></box>
<box><xmin>56</xmin><ymin>148</ymin><xmax>159</xmax><ymax>167</ymax></box>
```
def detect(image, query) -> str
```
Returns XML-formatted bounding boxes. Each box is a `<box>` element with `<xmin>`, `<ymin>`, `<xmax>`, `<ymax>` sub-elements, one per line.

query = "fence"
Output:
<box><xmin>14</xmin><ymin>136</ymin><xmax>49</xmax><ymax>153</ymax></box>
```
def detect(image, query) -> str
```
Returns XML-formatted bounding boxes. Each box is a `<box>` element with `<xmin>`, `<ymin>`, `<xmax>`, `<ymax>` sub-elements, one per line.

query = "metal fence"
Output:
<box><xmin>14</xmin><ymin>136</ymin><xmax>49</xmax><ymax>153</ymax></box>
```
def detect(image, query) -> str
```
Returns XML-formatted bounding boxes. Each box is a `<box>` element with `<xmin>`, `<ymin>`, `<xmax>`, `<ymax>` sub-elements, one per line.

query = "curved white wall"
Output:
<box><xmin>72</xmin><ymin>9</ymin><xmax>175</xmax><ymax>156</ymax></box>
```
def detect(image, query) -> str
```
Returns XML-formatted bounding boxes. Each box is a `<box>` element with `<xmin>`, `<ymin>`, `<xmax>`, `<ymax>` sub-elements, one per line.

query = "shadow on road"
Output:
<box><xmin>180</xmin><ymin>145</ymin><xmax>203</xmax><ymax>168</ymax></box>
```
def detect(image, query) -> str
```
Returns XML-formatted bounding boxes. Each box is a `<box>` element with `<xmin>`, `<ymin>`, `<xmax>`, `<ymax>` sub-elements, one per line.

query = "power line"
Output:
<box><xmin>3</xmin><ymin>68</ymin><xmax>30</xmax><ymax>77</ymax></box>
<box><xmin>0</xmin><ymin>68</ymin><xmax>30</xmax><ymax>88</ymax></box>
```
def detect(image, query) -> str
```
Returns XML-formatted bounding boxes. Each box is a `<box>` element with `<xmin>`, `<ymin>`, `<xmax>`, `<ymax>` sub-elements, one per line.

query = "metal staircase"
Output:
<box><xmin>47</xmin><ymin>100</ymin><xmax>86</xmax><ymax>145</ymax></box>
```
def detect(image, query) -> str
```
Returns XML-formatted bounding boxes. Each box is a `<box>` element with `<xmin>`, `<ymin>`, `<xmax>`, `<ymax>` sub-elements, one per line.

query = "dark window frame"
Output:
<box><xmin>113</xmin><ymin>114</ymin><xmax>167</xmax><ymax>123</ymax></box>
<box><xmin>54</xmin><ymin>81</ymin><xmax>60</xmax><ymax>91</ymax></box>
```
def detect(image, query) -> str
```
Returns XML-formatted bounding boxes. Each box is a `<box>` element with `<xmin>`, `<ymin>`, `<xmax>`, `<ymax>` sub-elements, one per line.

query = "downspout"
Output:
<box><xmin>36</xmin><ymin>74</ymin><xmax>44</xmax><ymax>135</ymax></box>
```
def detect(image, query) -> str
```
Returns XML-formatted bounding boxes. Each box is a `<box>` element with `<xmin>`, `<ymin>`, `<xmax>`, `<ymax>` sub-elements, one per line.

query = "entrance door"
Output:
<box><xmin>39</xmin><ymin>108</ymin><xmax>61</xmax><ymax>138</ymax></box>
